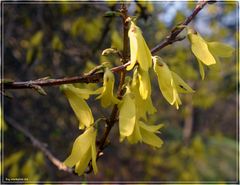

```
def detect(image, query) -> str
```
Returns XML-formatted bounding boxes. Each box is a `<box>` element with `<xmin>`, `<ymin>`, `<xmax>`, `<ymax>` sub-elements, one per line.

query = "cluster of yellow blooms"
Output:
<box><xmin>60</xmin><ymin>20</ymin><xmax>234</xmax><ymax>175</ymax></box>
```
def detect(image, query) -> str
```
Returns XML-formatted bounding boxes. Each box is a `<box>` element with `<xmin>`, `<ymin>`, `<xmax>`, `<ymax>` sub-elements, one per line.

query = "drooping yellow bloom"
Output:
<box><xmin>64</xmin><ymin>126</ymin><xmax>98</xmax><ymax>176</ymax></box>
<box><xmin>130</xmin><ymin>68</ymin><xmax>156</xmax><ymax>120</ymax></box>
<box><xmin>118</xmin><ymin>87</ymin><xmax>136</xmax><ymax>138</ymax></box>
<box><xmin>96</xmin><ymin>68</ymin><xmax>120</xmax><ymax>108</ymax></box>
<box><xmin>127</xmin><ymin>21</ymin><xmax>152</xmax><ymax>71</ymax></box>
<box><xmin>60</xmin><ymin>84</ymin><xmax>96</xmax><ymax>129</ymax></box>
<box><xmin>188</xmin><ymin>28</ymin><xmax>234</xmax><ymax>79</ymax></box>
<box><xmin>153</xmin><ymin>56</ymin><xmax>194</xmax><ymax>109</ymax></box>
<box><xmin>127</xmin><ymin>120</ymin><xmax>164</xmax><ymax>148</ymax></box>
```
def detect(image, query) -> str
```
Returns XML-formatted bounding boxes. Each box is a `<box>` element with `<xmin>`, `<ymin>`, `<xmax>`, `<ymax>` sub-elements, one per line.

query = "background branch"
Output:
<box><xmin>5</xmin><ymin>117</ymin><xmax>74</xmax><ymax>174</ymax></box>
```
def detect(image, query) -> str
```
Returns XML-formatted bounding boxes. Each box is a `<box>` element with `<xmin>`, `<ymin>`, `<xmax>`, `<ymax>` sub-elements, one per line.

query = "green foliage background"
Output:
<box><xmin>2</xmin><ymin>1</ymin><xmax>238</xmax><ymax>182</ymax></box>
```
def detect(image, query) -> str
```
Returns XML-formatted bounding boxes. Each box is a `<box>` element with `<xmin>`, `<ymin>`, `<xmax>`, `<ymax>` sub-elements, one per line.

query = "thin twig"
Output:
<box><xmin>93</xmin><ymin>3</ymin><xmax>116</xmax><ymax>53</ymax></box>
<box><xmin>5</xmin><ymin>117</ymin><xmax>74</xmax><ymax>174</ymax></box>
<box><xmin>151</xmin><ymin>0</ymin><xmax>208</xmax><ymax>53</ymax></box>
<box><xmin>98</xmin><ymin>2</ymin><xmax>128</xmax><ymax>155</ymax></box>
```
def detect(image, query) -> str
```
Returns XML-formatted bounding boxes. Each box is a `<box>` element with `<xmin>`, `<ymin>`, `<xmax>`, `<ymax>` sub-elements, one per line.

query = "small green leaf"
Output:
<box><xmin>32</xmin><ymin>85</ymin><xmax>47</xmax><ymax>96</ymax></box>
<box><xmin>104</xmin><ymin>11</ymin><xmax>121</xmax><ymax>17</ymax></box>
<box><xmin>101</xmin><ymin>48</ymin><xmax>118</xmax><ymax>56</ymax></box>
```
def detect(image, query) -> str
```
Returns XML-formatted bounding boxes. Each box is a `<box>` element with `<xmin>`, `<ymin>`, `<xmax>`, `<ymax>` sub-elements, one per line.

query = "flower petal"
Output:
<box><xmin>140</xmin><ymin>122</ymin><xmax>163</xmax><ymax>148</ymax></box>
<box><xmin>118</xmin><ymin>88</ymin><xmax>136</xmax><ymax>137</ymax></box>
<box><xmin>137</xmin><ymin>33</ymin><xmax>152</xmax><ymax>71</ymax></box>
<box><xmin>127</xmin><ymin>120</ymin><xmax>142</xmax><ymax>144</ymax></box>
<box><xmin>127</xmin><ymin>23</ymin><xmax>138</xmax><ymax>71</ymax></box>
<box><xmin>197</xmin><ymin>59</ymin><xmax>205</xmax><ymax>80</ymax></box>
<box><xmin>153</xmin><ymin>56</ymin><xmax>175</xmax><ymax>105</ymax></box>
<box><xmin>96</xmin><ymin>68</ymin><xmax>120</xmax><ymax>107</ymax></box>
<box><xmin>64</xmin><ymin>127</ymin><xmax>94</xmax><ymax>167</ymax></box>
<box><xmin>171</xmin><ymin>71</ymin><xmax>195</xmax><ymax>93</ymax></box>
<box><xmin>138</xmin><ymin>69</ymin><xmax>151</xmax><ymax>100</ymax></box>
<box><xmin>91</xmin><ymin>131</ymin><xmax>98</xmax><ymax>174</ymax></box>
<box><xmin>61</xmin><ymin>85</ymin><xmax>94</xmax><ymax>129</ymax></box>
<box><xmin>188</xmin><ymin>32</ymin><xmax>216</xmax><ymax>65</ymax></box>
<box><xmin>75</xmin><ymin>148</ymin><xmax>91</xmax><ymax>176</ymax></box>
<box><xmin>207</xmin><ymin>42</ymin><xmax>234</xmax><ymax>58</ymax></box>
<box><xmin>139</xmin><ymin>121</ymin><xmax>164</xmax><ymax>133</ymax></box>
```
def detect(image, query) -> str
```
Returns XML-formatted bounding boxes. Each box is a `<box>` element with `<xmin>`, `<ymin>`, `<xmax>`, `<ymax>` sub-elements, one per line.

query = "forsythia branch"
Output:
<box><xmin>3</xmin><ymin>1</ymin><xmax>209</xmax><ymax>91</ymax></box>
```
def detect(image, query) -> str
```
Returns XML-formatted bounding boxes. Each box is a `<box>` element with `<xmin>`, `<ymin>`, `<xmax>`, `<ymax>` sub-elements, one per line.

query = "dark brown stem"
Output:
<box><xmin>5</xmin><ymin>117</ymin><xmax>74</xmax><ymax>174</ymax></box>
<box><xmin>98</xmin><ymin>3</ymin><xmax>128</xmax><ymax>153</ymax></box>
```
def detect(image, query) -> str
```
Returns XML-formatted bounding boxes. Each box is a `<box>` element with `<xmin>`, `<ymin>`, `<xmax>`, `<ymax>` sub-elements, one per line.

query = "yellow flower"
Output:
<box><xmin>127</xmin><ymin>21</ymin><xmax>152</xmax><ymax>71</ymax></box>
<box><xmin>130</xmin><ymin>68</ymin><xmax>156</xmax><ymax>120</ymax></box>
<box><xmin>96</xmin><ymin>68</ymin><xmax>120</xmax><ymax>108</ymax></box>
<box><xmin>60</xmin><ymin>84</ymin><xmax>96</xmax><ymax>129</ymax></box>
<box><xmin>188</xmin><ymin>28</ymin><xmax>234</xmax><ymax>79</ymax></box>
<box><xmin>64</xmin><ymin>126</ymin><xmax>98</xmax><ymax>176</ymax></box>
<box><xmin>127</xmin><ymin>120</ymin><xmax>164</xmax><ymax>148</ymax></box>
<box><xmin>153</xmin><ymin>56</ymin><xmax>194</xmax><ymax>109</ymax></box>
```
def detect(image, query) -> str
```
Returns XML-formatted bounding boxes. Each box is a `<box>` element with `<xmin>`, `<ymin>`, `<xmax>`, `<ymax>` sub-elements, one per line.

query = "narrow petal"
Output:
<box><xmin>91</xmin><ymin>131</ymin><xmax>98</xmax><ymax>174</ymax></box>
<box><xmin>61</xmin><ymin>84</ymin><xmax>98</xmax><ymax>99</ymax></box>
<box><xmin>140</xmin><ymin>124</ymin><xmax>163</xmax><ymax>148</ymax></box>
<box><xmin>138</xmin><ymin>69</ymin><xmax>151</xmax><ymax>100</ymax></box>
<box><xmin>197</xmin><ymin>59</ymin><xmax>205</xmax><ymax>80</ymax></box>
<box><xmin>139</xmin><ymin>121</ymin><xmax>164</xmax><ymax>133</ymax></box>
<box><xmin>64</xmin><ymin>127</ymin><xmax>94</xmax><ymax>167</ymax></box>
<box><xmin>207</xmin><ymin>42</ymin><xmax>234</xmax><ymax>58</ymax></box>
<box><xmin>145</xmin><ymin>96</ymin><xmax>157</xmax><ymax>115</ymax></box>
<box><xmin>118</xmin><ymin>88</ymin><xmax>136</xmax><ymax>137</ymax></box>
<box><xmin>62</xmin><ymin>85</ymin><xmax>94</xmax><ymax>128</ymax></box>
<box><xmin>171</xmin><ymin>71</ymin><xmax>195</xmax><ymax>93</ymax></box>
<box><xmin>137</xmin><ymin>34</ymin><xmax>152</xmax><ymax>71</ymax></box>
<box><xmin>153</xmin><ymin>56</ymin><xmax>175</xmax><ymax>105</ymax></box>
<box><xmin>188</xmin><ymin>33</ymin><xmax>216</xmax><ymax>65</ymax></box>
<box><xmin>74</xmin><ymin>148</ymin><xmax>91</xmax><ymax>176</ymax></box>
<box><xmin>130</xmin><ymin>69</ymin><xmax>156</xmax><ymax>119</ymax></box>
<box><xmin>127</xmin><ymin>120</ymin><xmax>142</xmax><ymax>144</ymax></box>
<box><xmin>127</xmin><ymin>22</ymin><xmax>138</xmax><ymax>71</ymax></box>
<box><xmin>173</xmin><ymin>88</ymin><xmax>182</xmax><ymax>110</ymax></box>
<box><xmin>96</xmin><ymin>68</ymin><xmax>120</xmax><ymax>107</ymax></box>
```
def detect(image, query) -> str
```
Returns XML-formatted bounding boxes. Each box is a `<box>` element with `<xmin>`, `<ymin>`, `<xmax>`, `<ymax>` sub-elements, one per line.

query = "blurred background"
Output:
<box><xmin>1</xmin><ymin>1</ymin><xmax>238</xmax><ymax>182</ymax></box>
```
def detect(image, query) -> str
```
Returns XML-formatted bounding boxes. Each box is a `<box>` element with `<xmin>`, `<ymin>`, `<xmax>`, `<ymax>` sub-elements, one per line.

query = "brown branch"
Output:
<box><xmin>2</xmin><ymin>63</ymin><xmax>130</xmax><ymax>90</ymax></box>
<box><xmin>99</xmin><ymin>3</ymin><xmax>129</xmax><ymax>150</ymax></box>
<box><xmin>5</xmin><ymin>117</ymin><xmax>74</xmax><ymax>174</ymax></box>
<box><xmin>151</xmin><ymin>0</ymin><xmax>208</xmax><ymax>54</ymax></box>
